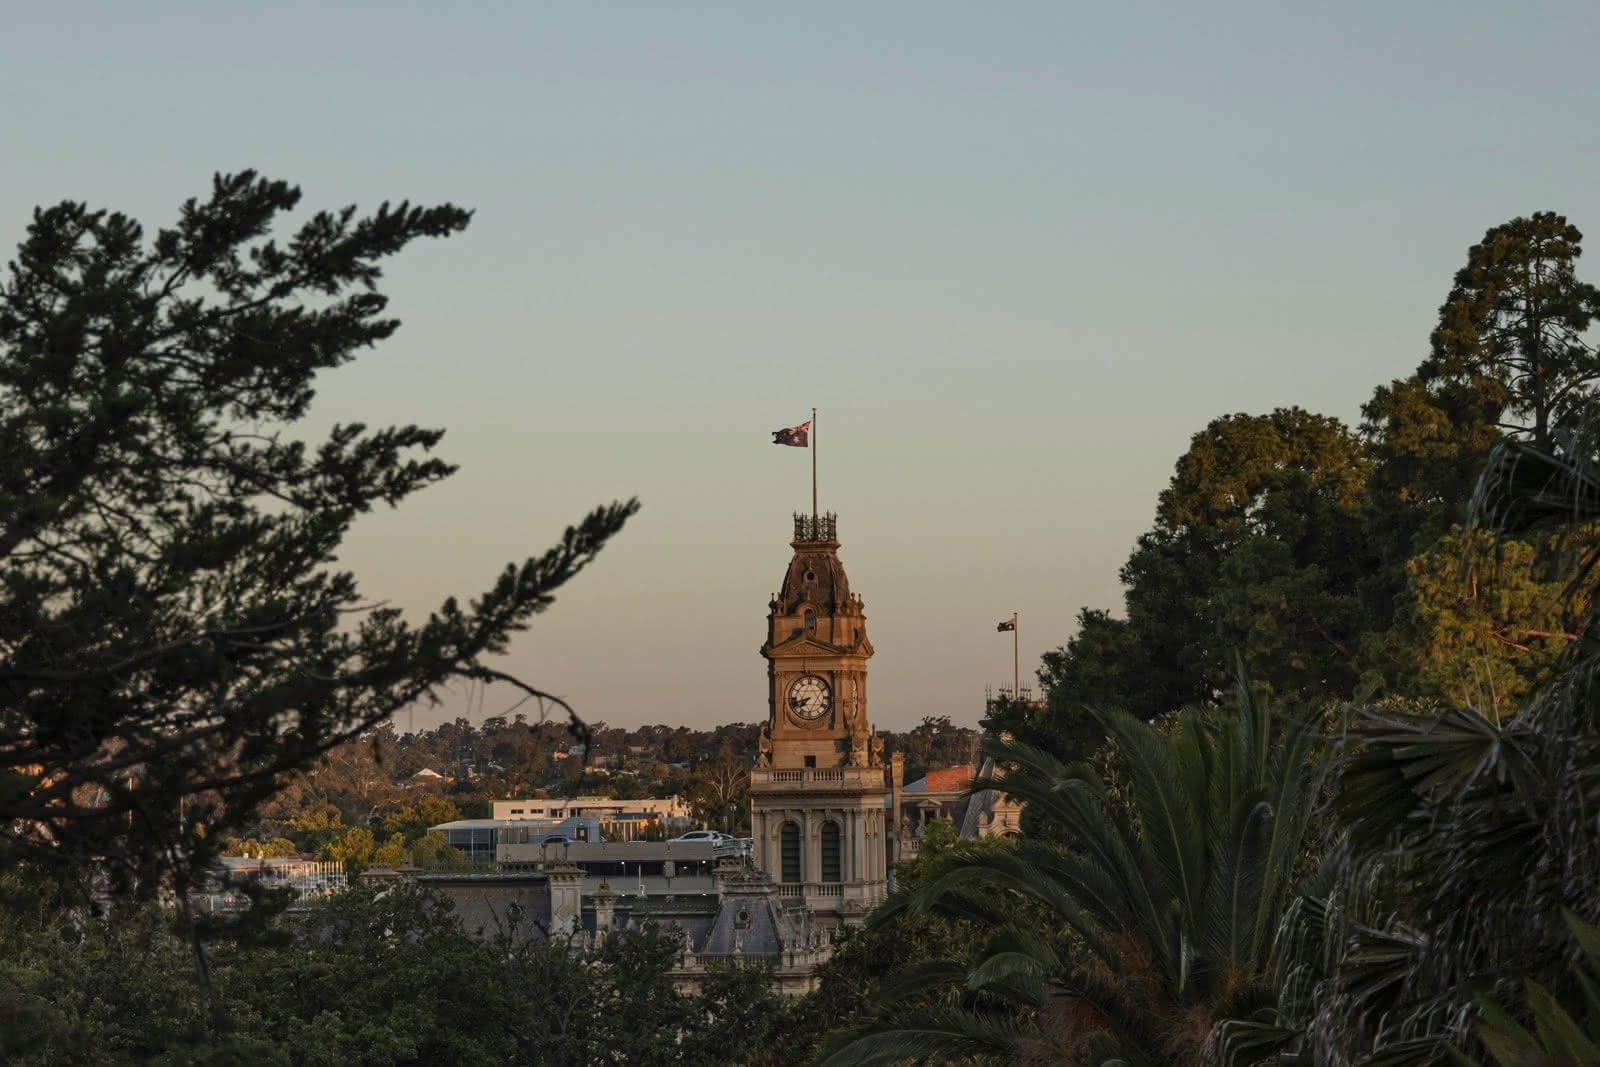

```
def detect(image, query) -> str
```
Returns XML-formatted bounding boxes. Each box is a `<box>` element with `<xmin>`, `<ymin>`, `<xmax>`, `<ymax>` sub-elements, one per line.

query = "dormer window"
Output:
<box><xmin>804</xmin><ymin>609</ymin><xmax>816</xmax><ymax>632</ymax></box>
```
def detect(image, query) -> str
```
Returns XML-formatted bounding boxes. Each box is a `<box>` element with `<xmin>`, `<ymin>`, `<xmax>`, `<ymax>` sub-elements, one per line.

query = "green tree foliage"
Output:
<box><xmin>1361</xmin><ymin>215</ymin><xmax>1600</xmax><ymax>694</ymax></box>
<box><xmin>682</xmin><ymin>750</ymin><xmax>750</xmax><ymax>832</ymax></box>
<box><xmin>1426</xmin><ymin>213</ymin><xmax>1600</xmax><ymax>450</ymax></box>
<box><xmin>225</xmin><ymin>836</ymin><xmax>298</xmax><ymax>859</ymax></box>
<box><xmin>376</xmin><ymin>794</ymin><xmax>460</xmax><ymax>844</ymax></box>
<box><xmin>1154</xmin><ymin>408</ymin><xmax>1371</xmax><ymax>704</ymax></box>
<box><xmin>0</xmin><ymin>902</ymin><xmax>222</xmax><ymax>1063</ymax></box>
<box><xmin>1364</xmin><ymin>215</ymin><xmax>1600</xmax><ymax>561</ymax></box>
<box><xmin>0</xmin><ymin>172</ymin><xmax>637</xmax><ymax>901</ymax></box>
<box><xmin>218</xmin><ymin>882</ymin><xmax>515</xmax><ymax>1066</ymax></box>
<box><xmin>279</xmin><ymin>802</ymin><xmax>346</xmax><ymax>854</ymax></box>
<box><xmin>1227</xmin><ymin>697</ymin><xmax>1592</xmax><ymax>1064</ymax></box>
<box><xmin>1219</xmin><ymin>433</ymin><xmax>1600</xmax><ymax>1065</ymax></box>
<box><xmin>983</xmin><ymin>682</ymin><xmax>1107</xmax><ymax>779</ymax></box>
<box><xmin>1031</xmin><ymin>215</ymin><xmax>1600</xmax><ymax>746</ymax></box>
<box><xmin>1361</xmin><ymin>373</ymin><xmax>1503</xmax><ymax>582</ymax></box>
<box><xmin>369</xmin><ymin>832</ymin><xmax>409</xmax><ymax>868</ymax></box>
<box><xmin>1032</xmin><ymin>409</ymin><xmax>1369</xmax><ymax>742</ymax></box>
<box><xmin>785</xmin><ymin>822</ymin><xmax>1018</xmax><ymax>1066</ymax></box>
<box><xmin>893</xmin><ymin>715</ymin><xmax>981</xmax><ymax>784</ymax></box>
<box><xmin>319</xmin><ymin>826</ymin><xmax>375</xmax><ymax>872</ymax></box>
<box><xmin>406</xmin><ymin>831</ymin><xmax>463</xmax><ymax>869</ymax></box>
<box><xmin>1446</xmin><ymin>909</ymin><xmax>1600</xmax><ymax>1067</ymax></box>
<box><xmin>0</xmin><ymin>882</ymin><xmax>795</xmax><ymax>1064</ymax></box>
<box><xmin>828</xmin><ymin>682</ymin><xmax>1330</xmax><ymax>1065</ymax></box>
<box><xmin>1345</xmin><ymin>434</ymin><xmax>1600</xmax><ymax>1059</ymax></box>
<box><xmin>1395</xmin><ymin>527</ymin><xmax>1580</xmax><ymax>710</ymax></box>
<box><xmin>682</xmin><ymin>958</ymin><xmax>791</xmax><ymax>1064</ymax></box>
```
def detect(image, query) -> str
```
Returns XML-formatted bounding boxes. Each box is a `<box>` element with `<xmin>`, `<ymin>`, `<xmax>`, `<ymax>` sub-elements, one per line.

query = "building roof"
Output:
<box><xmin>903</xmin><ymin>764</ymin><xmax>975</xmax><ymax>794</ymax></box>
<box><xmin>431</xmin><ymin>818</ymin><xmax>506</xmax><ymax>831</ymax></box>
<box><xmin>696</xmin><ymin>865</ymin><xmax>804</xmax><ymax>955</ymax></box>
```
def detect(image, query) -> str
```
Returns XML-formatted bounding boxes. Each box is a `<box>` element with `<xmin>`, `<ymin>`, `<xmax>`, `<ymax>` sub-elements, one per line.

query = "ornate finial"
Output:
<box><xmin>792</xmin><ymin>512</ymin><xmax>839</xmax><ymax>542</ymax></box>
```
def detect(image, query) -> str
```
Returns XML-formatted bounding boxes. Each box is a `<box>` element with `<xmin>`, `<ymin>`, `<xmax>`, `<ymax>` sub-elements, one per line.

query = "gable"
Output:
<box><xmin>765</xmin><ymin>632</ymin><xmax>854</xmax><ymax>658</ymax></box>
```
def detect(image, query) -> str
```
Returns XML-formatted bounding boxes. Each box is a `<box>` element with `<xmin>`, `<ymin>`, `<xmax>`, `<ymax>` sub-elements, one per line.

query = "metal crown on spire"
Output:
<box><xmin>793</xmin><ymin>512</ymin><xmax>837</xmax><ymax>542</ymax></box>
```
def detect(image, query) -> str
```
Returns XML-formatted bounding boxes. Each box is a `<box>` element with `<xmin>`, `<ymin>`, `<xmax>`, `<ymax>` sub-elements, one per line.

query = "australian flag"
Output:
<box><xmin>772</xmin><ymin>421</ymin><xmax>811</xmax><ymax>447</ymax></box>
<box><xmin>997</xmin><ymin>616</ymin><xmax>1017</xmax><ymax>632</ymax></box>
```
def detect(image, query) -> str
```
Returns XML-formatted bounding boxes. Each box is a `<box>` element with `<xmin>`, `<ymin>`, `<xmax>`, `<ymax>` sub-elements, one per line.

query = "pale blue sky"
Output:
<box><xmin>6</xmin><ymin>3</ymin><xmax>1599</xmax><ymax>731</ymax></box>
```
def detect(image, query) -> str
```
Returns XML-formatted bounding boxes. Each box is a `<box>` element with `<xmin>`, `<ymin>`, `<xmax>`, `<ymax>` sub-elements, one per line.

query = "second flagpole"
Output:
<box><xmin>812</xmin><ymin>406</ymin><xmax>818</xmax><ymax>526</ymax></box>
<box><xmin>1013</xmin><ymin>613</ymin><xmax>1019</xmax><ymax>700</ymax></box>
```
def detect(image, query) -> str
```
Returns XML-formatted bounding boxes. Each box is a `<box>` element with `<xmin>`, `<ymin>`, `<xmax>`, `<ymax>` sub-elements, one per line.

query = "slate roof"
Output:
<box><xmin>696</xmin><ymin>865</ymin><xmax>802</xmax><ymax>955</ymax></box>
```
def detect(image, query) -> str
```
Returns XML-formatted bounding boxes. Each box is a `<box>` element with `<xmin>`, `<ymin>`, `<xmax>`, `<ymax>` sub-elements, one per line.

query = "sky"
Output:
<box><xmin>5</xmin><ymin>3</ymin><xmax>1600</xmax><ymax>733</ymax></box>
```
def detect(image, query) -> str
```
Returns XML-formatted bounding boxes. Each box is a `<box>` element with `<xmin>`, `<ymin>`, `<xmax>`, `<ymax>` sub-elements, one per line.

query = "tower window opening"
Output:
<box><xmin>804</xmin><ymin>609</ymin><xmax>816</xmax><ymax>632</ymax></box>
<box><xmin>781</xmin><ymin>822</ymin><xmax>801</xmax><ymax>883</ymax></box>
<box><xmin>821</xmin><ymin>821</ymin><xmax>842</xmax><ymax>883</ymax></box>
<box><xmin>804</xmin><ymin>755</ymin><xmax>816</xmax><ymax>768</ymax></box>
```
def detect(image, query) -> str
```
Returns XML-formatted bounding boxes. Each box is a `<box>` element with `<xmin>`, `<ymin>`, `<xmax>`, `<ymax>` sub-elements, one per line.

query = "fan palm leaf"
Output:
<box><xmin>834</xmin><ymin>678</ymin><xmax>1329</xmax><ymax>1064</ymax></box>
<box><xmin>1216</xmin><ymin>425</ymin><xmax>1600</xmax><ymax>1065</ymax></box>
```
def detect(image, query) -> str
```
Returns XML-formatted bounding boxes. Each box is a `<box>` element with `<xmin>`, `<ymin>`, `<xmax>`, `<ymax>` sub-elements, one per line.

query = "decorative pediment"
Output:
<box><xmin>763</xmin><ymin>633</ymin><xmax>854</xmax><ymax>658</ymax></box>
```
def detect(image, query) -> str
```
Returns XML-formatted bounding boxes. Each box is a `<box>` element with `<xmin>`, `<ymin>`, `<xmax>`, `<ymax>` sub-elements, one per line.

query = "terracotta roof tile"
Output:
<box><xmin>920</xmin><ymin>765</ymin><xmax>975</xmax><ymax>793</ymax></box>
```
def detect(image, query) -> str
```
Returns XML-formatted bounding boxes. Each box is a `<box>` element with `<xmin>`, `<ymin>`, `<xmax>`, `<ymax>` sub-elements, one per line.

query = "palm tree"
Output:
<box><xmin>823</xmin><ymin>680</ymin><xmax>1330</xmax><ymax>1066</ymax></box>
<box><xmin>1218</xmin><ymin>432</ymin><xmax>1600</xmax><ymax>1065</ymax></box>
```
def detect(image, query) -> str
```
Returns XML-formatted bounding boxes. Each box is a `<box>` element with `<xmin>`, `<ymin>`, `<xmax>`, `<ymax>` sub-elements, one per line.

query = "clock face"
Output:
<box><xmin>787</xmin><ymin>675</ymin><xmax>832</xmax><ymax>720</ymax></box>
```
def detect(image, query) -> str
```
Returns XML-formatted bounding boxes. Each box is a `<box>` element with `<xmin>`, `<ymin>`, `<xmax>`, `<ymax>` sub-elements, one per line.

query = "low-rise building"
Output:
<box><xmin>412</xmin><ymin>842</ymin><xmax>830</xmax><ymax>994</ymax></box>
<box><xmin>892</xmin><ymin>761</ymin><xmax>1023</xmax><ymax>863</ymax></box>
<box><xmin>492</xmin><ymin>795</ymin><xmax>690</xmax><ymax>839</ymax></box>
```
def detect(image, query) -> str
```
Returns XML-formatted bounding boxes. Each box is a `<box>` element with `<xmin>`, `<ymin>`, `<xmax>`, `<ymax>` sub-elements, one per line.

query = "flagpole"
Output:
<box><xmin>1013</xmin><ymin>612</ymin><xmax>1019</xmax><ymax>701</ymax></box>
<box><xmin>811</xmin><ymin>406</ymin><xmax>818</xmax><ymax>527</ymax></box>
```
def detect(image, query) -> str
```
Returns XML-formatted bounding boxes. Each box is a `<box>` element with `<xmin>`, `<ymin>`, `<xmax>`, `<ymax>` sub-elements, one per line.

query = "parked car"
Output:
<box><xmin>667</xmin><ymin>831</ymin><xmax>756</xmax><ymax>859</ymax></box>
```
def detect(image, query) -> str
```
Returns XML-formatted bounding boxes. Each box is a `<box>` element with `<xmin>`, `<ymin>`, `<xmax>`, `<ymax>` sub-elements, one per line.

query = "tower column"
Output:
<box><xmin>846</xmin><ymin>808</ymin><xmax>855</xmax><ymax>883</ymax></box>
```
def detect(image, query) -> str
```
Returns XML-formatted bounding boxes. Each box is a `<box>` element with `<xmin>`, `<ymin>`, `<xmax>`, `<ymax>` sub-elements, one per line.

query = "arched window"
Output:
<box><xmin>821</xmin><ymin>821</ymin><xmax>842</xmax><ymax>883</ymax></box>
<box><xmin>781</xmin><ymin>822</ymin><xmax>801</xmax><ymax>883</ymax></box>
<box><xmin>804</xmin><ymin>609</ymin><xmax>816</xmax><ymax>632</ymax></box>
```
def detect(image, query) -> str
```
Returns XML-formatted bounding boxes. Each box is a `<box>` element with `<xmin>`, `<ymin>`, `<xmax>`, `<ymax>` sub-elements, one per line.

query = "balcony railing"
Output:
<box><xmin>758</xmin><ymin>767</ymin><xmax>852</xmax><ymax>786</ymax></box>
<box><xmin>775</xmin><ymin>880</ymin><xmax>845</xmax><ymax>901</ymax></box>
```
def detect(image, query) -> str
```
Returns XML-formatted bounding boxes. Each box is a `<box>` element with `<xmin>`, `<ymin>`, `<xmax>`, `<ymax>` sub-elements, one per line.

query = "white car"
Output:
<box><xmin>668</xmin><ymin>829</ymin><xmax>732</xmax><ymax>845</ymax></box>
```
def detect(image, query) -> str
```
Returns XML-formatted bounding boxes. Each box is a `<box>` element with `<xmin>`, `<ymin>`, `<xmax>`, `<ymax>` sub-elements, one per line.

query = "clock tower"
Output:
<box><xmin>748</xmin><ymin>512</ymin><xmax>889</xmax><ymax>927</ymax></box>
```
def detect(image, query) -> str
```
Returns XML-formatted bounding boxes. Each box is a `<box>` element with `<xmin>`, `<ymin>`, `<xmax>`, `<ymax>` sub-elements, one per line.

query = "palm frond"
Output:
<box><xmin>1472</xmin><ymin>432</ymin><xmax>1600</xmax><ymax>541</ymax></box>
<box><xmin>875</xmin><ymin>958</ymin><xmax>980</xmax><ymax>1002</ymax></box>
<box><xmin>1208</xmin><ymin>1017</ymin><xmax>1309</xmax><ymax>1066</ymax></box>
<box><xmin>816</xmin><ymin>1003</ymin><xmax>1032</xmax><ymax>1067</ymax></box>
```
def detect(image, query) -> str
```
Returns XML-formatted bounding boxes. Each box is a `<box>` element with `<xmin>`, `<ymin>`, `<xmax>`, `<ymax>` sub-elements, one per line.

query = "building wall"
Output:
<box><xmin>421</xmin><ymin>872</ymin><xmax>553</xmax><ymax>940</ymax></box>
<box><xmin>492</xmin><ymin>795</ymin><xmax>690</xmax><ymax>823</ymax></box>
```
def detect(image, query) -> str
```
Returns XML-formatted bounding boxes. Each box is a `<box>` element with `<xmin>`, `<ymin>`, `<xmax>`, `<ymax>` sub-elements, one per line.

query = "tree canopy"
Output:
<box><xmin>1026</xmin><ymin>214</ymin><xmax>1600</xmax><ymax>747</ymax></box>
<box><xmin>1032</xmin><ymin>407</ymin><xmax>1370</xmax><ymax>741</ymax></box>
<box><xmin>0</xmin><ymin>172</ymin><xmax>637</xmax><ymax>900</ymax></box>
<box><xmin>1426</xmin><ymin>212</ymin><xmax>1600</xmax><ymax>450</ymax></box>
<box><xmin>1005</xmin><ymin>212</ymin><xmax>1600</xmax><ymax>1063</ymax></box>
